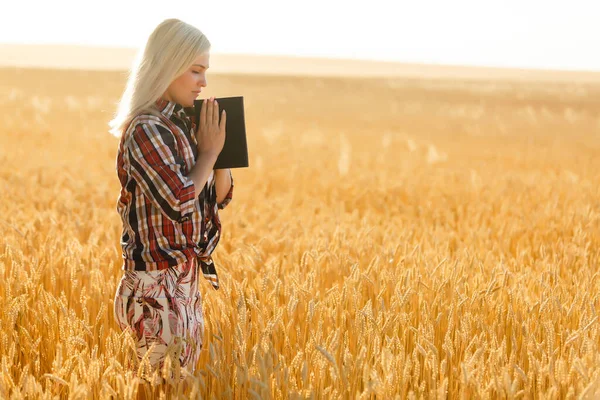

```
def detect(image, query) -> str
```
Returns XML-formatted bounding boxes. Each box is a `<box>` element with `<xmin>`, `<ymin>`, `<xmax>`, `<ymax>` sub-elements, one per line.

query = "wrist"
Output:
<box><xmin>197</xmin><ymin>149</ymin><xmax>219</xmax><ymax>161</ymax></box>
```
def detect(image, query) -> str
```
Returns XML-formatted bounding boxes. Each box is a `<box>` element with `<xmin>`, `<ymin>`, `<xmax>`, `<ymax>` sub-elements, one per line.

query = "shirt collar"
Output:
<box><xmin>155</xmin><ymin>98</ymin><xmax>184</xmax><ymax>118</ymax></box>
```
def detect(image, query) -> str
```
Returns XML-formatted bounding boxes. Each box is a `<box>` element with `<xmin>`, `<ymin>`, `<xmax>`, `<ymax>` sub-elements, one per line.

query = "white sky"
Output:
<box><xmin>1</xmin><ymin>0</ymin><xmax>599</xmax><ymax>71</ymax></box>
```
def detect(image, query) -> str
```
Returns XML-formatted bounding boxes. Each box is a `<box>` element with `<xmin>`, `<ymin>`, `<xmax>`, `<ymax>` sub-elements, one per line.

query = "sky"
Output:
<box><xmin>1</xmin><ymin>0</ymin><xmax>599</xmax><ymax>71</ymax></box>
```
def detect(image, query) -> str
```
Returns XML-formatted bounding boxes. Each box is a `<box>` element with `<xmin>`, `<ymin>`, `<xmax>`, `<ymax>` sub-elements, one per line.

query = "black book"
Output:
<box><xmin>193</xmin><ymin>96</ymin><xmax>249</xmax><ymax>169</ymax></box>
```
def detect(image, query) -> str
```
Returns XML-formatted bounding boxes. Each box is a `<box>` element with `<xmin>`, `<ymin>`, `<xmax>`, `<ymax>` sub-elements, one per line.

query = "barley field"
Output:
<box><xmin>1</xmin><ymin>66</ymin><xmax>599</xmax><ymax>399</ymax></box>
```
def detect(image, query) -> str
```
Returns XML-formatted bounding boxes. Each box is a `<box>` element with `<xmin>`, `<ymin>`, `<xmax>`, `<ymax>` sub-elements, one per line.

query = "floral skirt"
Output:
<box><xmin>113</xmin><ymin>257</ymin><xmax>204</xmax><ymax>374</ymax></box>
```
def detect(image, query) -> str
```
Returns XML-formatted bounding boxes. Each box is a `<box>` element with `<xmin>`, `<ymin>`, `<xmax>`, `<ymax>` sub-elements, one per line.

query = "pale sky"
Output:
<box><xmin>1</xmin><ymin>0</ymin><xmax>599</xmax><ymax>71</ymax></box>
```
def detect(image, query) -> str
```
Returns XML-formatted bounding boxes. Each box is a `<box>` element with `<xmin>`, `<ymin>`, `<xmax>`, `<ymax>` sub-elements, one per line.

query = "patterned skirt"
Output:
<box><xmin>113</xmin><ymin>257</ymin><xmax>204</xmax><ymax>374</ymax></box>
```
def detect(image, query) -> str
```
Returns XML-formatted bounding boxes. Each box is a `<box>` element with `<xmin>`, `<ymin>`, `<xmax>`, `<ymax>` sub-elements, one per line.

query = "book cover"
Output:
<box><xmin>192</xmin><ymin>96</ymin><xmax>249</xmax><ymax>169</ymax></box>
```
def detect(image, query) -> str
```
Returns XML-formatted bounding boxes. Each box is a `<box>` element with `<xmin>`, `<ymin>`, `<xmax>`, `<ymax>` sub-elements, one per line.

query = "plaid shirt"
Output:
<box><xmin>115</xmin><ymin>98</ymin><xmax>233</xmax><ymax>289</ymax></box>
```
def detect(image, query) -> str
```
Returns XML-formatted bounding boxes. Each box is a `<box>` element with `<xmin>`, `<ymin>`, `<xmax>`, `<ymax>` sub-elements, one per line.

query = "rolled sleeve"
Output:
<box><xmin>127</xmin><ymin>120</ymin><xmax>196</xmax><ymax>223</ymax></box>
<box><xmin>217</xmin><ymin>170</ymin><xmax>234</xmax><ymax>210</ymax></box>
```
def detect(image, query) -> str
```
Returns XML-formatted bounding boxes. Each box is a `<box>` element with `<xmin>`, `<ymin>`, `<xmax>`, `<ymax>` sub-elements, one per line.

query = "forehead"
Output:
<box><xmin>191</xmin><ymin>52</ymin><xmax>210</xmax><ymax>68</ymax></box>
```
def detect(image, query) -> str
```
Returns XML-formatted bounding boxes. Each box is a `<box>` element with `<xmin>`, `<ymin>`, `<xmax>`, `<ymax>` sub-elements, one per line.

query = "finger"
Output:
<box><xmin>219</xmin><ymin>109</ymin><xmax>227</xmax><ymax>135</ymax></box>
<box><xmin>213</xmin><ymin>100</ymin><xmax>220</xmax><ymax>127</ymax></box>
<box><xmin>207</xmin><ymin>98</ymin><xmax>213</xmax><ymax>126</ymax></box>
<box><xmin>200</xmin><ymin>98</ymin><xmax>207</xmax><ymax>128</ymax></box>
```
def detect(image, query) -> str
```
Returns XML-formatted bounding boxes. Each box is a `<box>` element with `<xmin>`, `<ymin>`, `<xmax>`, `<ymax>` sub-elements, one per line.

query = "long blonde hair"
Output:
<box><xmin>108</xmin><ymin>18</ymin><xmax>210</xmax><ymax>137</ymax></box>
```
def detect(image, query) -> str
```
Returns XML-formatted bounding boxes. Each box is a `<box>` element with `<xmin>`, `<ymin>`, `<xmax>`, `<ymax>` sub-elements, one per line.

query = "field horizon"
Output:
<box><xmin>2</xmin><ymin>43</ymin><xmax>600</xmax><ymax>82</ymax></box>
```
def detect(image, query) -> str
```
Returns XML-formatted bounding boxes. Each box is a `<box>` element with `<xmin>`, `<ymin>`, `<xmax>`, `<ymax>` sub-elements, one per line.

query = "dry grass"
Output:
<box><xmin>0</xmin><ymin>66</ymin><xmax>599</xmax><ymax>399</ymax></box>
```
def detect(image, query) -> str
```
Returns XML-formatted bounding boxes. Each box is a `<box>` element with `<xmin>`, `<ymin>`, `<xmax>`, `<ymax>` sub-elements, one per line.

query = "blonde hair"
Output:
<box><xmin>108</xmin><ymin>18</ymin><xmax>210</xmax><ymax>137</ymax></box>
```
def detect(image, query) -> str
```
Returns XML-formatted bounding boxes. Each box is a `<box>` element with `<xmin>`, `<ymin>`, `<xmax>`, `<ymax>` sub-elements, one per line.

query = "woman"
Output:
<box><xmin>109</xmin><ymin>18</ymin><xmax>234</xmax><ymax>377</ymax></box>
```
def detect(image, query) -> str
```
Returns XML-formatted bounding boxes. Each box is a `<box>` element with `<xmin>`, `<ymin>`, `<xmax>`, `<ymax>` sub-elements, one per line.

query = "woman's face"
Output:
<box><xmin>163</xmin><ymin>52</ymin><xmax>210</xmax><ymax>107</ymax></box>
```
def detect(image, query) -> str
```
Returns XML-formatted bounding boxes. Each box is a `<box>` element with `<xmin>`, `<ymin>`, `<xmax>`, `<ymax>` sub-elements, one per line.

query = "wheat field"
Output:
<box><xmin>1</xmin><ymin>66</ymin><xmax>599</xmax><ymax>399</ymax></box>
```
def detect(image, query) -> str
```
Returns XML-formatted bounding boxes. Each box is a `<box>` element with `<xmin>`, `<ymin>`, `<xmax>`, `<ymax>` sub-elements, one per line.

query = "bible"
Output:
<box><xmin>193</xmin><ymin>96</ymin><xmax>249</xmax><ymax>169</ymax></box>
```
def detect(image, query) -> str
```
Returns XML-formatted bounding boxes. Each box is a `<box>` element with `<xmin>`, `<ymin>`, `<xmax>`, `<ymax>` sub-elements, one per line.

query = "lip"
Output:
<box><xmin>192</xmin><ymin>91</ymin><xmax>201</xmax><ymax>94</ymax></box>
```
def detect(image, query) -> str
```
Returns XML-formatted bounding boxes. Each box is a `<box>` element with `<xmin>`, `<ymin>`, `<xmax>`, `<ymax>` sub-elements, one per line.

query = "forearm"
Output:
<box><xmin>187</xmin><ymin>153</ymin><xmax>219</xmax><ymax>198</ymax></box>
<box><xmin>214</xmin><ymin>168</ymin><xmax>232</xmax><ymax>204</ymax></box>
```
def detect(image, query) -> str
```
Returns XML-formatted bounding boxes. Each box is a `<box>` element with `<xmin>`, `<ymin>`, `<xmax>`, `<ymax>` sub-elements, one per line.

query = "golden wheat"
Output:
<box><xmin>1</xmin><ymin>67</ymin><xmax>599</xmax><ymax>399</ymax></box>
